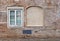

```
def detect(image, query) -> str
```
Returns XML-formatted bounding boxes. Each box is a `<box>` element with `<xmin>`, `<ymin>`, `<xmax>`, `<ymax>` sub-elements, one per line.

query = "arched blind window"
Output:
<box><xmin>27</xmin><ymin>7</ymin><xmax>44</xmax><ymax>26</ymax></box>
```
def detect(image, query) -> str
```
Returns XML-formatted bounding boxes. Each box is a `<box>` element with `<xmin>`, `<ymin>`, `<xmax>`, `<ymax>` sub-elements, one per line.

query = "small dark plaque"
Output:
<box><xmin>23</xmin><ymin>30</ymin><xmax>32</xmax><ymax>34</ymax></box>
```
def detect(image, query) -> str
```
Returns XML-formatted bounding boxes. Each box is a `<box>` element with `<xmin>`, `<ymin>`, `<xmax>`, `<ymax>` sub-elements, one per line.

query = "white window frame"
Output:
<box><xmin>7</xmin><ymin>7</ymin><xmax>24</xmax><ymax>28</ymax></box>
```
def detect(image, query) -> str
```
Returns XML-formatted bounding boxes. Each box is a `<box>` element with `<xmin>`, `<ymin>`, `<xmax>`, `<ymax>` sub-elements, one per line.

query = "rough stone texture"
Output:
<box><xmin>0</xmin><ymin>0</ymin><xmax>60</xmax><ymax>38</ymax></box>
<box><xmin>0</xmin><ymin>12</ymin><xmax>7</xmax><ymax>22</ymax></box>
<box><xmin>0</xmin><ymin>38</ymin><xmax>60</xmax><ymax>41</ymax></box>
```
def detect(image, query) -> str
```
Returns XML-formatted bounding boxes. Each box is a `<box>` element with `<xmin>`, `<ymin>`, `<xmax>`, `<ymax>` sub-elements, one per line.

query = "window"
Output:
<box><xmin>7</xmin><ymin>7</ymin><xmax>24</xmax><ymax>27</ymax></box>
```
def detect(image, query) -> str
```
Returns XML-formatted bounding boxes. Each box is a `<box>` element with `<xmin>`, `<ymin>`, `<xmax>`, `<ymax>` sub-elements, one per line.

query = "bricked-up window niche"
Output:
<box><xmin>14</xmin><ymin>0</ymin><xmax>19</xmax><ymax>2</ymax></box>
<box><xmin>0</xmin><ymin>11</ymin><xmax>7</xmax><ymax>24</ymax></box>
<box><xmin>7</xmin><ymin>7</ymin><xmax>24</xmax><ymax>28</ymax></box>
<box><xmin>27</xmin><ymin>6</ymin><xmax>44</xmax><ymax>26</ymax></box>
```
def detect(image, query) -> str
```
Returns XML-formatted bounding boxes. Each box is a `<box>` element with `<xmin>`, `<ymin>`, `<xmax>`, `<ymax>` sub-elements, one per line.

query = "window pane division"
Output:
<box><xmin>7</xmin><ymin>7</ymin><xmax>24</xmax><ymax>27</ymax></box>
<box><xmin>9</xmin><ymin>9</ymin><xmax>23</xmax><ymax>26</ymax></box>
<box><xmin>10</xmin><ymin>10</ymin><xmax>15</xmax><ymax>25</ymax></box>
<box><xmin>16</xmin><ymin>10</ymin><xmax>21</xmax><ymax>26</ymax></box>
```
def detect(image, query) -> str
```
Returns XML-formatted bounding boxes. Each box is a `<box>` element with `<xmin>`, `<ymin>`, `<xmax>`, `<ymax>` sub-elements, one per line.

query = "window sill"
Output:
<box><xmin>7</xmin><ymin>26</ymin><xmax>24</xmax><ymax>29</ymax></box>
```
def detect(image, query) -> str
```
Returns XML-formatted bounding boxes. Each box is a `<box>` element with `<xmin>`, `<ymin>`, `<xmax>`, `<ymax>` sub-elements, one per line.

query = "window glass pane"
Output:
<box><xmin>16</xmin><ymin>10</ymin><xmax>21</xmax><ymax>25</ymax></box>
<box><xmin>16</xmin><ymin>20</ymin><xmax>21</xmax><ymax>25</ymax></box>
<box><xmin>10</xmin><ymin>19</ymin><xmax>15</xmax><ymax>25</ymax></box>
<box><xmin>10</xmin><ymin>10</ymin><xmax>15</xmax><ymax>25</ymax></box>
<box><xmin>10</xmin><ymin>10</ymin><xmax>15</xmax><ymax>15</ymax></box>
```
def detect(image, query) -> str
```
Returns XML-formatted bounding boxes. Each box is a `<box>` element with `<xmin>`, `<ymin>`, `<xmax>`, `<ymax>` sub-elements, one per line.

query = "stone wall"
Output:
<box><xmin>0</xmin><ymin>0</ymin><xmax>60</xmax><ymax>38</ymax></box>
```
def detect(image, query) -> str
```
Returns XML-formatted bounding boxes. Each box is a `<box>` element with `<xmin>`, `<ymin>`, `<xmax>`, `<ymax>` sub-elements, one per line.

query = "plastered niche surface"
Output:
<box><xmin>27</xmin><ymin>7</ymin><xmax>44</xmax><ymax>26</ymax></box>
